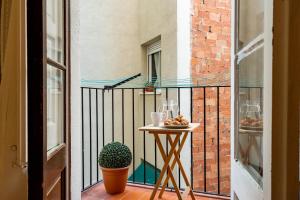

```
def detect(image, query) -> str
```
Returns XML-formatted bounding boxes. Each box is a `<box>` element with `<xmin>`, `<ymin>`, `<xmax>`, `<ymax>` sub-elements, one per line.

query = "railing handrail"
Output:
<box><xmin>81</xmin><ymin>85</ymin><xmax>231</xmax><ymax>90</ymax></box>
<box><xmin>104</xmin><ymin>73</ymin><xmax>141</xmax><ymax>89</ymax></box>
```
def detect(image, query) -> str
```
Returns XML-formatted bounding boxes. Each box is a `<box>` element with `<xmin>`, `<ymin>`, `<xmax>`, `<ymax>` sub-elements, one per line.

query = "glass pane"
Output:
<box><xmin>238</xmin><ymin>0</ymin><xmax>264</xmax><ymax>50</ymax></box>
<box><xmin>47</xmin><ymin>65</ymin><xmax>64</xmax><ymax>152</ymax></box>
<box><xmin>47</xmin><ymin>0</ymin><xmax>64</xmax><ymax>63</ymax></box>
<box><xmin>237</xmin><ymin>47</ymin><xmax>264</xmax><ymax>186</ymax></box>
<box><xmin>148</xmin><ymin>52</ymin><xmax>161</xmax><ymax>85</ymax></box>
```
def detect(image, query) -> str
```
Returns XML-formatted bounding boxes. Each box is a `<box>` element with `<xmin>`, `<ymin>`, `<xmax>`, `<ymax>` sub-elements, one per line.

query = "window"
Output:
<box><xmin>147</xmin><ymin>40</ymin><xmax>161</xmax><ymax>85</ymax></box>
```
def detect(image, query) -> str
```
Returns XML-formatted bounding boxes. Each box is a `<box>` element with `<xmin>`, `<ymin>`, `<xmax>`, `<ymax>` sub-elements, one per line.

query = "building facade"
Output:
<box><xmin>191</xmin><ymin>0</ymin><xmax>231</xmax><ymax>194</ymax></box>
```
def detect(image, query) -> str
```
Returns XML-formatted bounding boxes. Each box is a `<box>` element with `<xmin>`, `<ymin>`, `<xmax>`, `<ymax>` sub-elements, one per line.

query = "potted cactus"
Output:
<box><xmin>98</xmin><ymin>142</ymin><xmax>132</xmax><ymax>194</ymax></box>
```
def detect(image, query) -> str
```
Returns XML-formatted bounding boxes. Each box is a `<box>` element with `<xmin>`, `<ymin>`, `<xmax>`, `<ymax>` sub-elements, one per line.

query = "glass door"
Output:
<box><xmin>232</xmin><ymin>0</ymin><xmax>272</xmax><ymax>199</ymax></box>
<box><xmin>46</xmin><ymin>0</ymin><xmax>65</xmax><ymax>154</ymax></box>
<box><xmin>45</xmin><ymin>0</ymin><xmax>69</xmax><ymax>199</ymax></box>
<box><xmin>27</xmin><ymin>0</ymin><xmax>70</xmax><ymax>199</ymax></box>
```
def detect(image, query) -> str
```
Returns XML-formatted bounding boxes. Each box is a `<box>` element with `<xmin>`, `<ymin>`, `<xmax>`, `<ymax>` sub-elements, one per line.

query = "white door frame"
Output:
<box><xmin>231</xmin><ymin>0</ymin><xmax>300</xmax><ymax>199</ymax></box>
<box><xmin>230</xmin><ymin>0</ymin><xmax>273</xmax><ymax>199</ymax></box>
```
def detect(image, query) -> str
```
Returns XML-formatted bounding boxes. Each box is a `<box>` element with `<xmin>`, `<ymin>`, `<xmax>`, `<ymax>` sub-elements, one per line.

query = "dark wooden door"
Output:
<box><xmin>27</xmin><ymin>0</ymin><xmax>70</xmax><ymax>199</ymax></box>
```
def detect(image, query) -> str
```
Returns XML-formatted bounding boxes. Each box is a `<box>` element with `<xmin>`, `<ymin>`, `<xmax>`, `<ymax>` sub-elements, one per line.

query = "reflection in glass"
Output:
<box><xmin>238</xmin><ymin>0</ymin><xmax>264</xmax><ymax>50</ymax></box>
<box><xmin>237</xmin><ymin>47</ymin><xmax>264</xmax><ymax>186</ymax></box>
<box><xmin>47</xmin><ymin>65</ymin><xmax>64</xmax><ymax>152</ymax></box>
<box><xmin>47</xmin><ymin>0</ymin><xmax>64</xmax><ymax>63</ymax></box>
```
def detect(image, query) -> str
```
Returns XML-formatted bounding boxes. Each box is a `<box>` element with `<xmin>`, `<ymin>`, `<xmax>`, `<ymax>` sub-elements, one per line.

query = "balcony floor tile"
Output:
<box><xmin>82</xmin><ymin>183</ymin><xmax>228</xmax><ymax>200</ymax></box>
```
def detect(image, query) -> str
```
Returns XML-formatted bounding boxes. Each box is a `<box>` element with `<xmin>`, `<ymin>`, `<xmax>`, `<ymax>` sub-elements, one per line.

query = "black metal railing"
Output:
<box><xmin>81</xmin><ymin>85</ymin><xmax>231</xmax><ymax>197</ymax></box>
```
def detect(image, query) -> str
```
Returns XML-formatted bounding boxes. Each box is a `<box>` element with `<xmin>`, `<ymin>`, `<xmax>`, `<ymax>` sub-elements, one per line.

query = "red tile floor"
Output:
<box><xmin>81</xmin><ymin>183</ymin><xmax>229</xmax><ymax>200</ymax></box>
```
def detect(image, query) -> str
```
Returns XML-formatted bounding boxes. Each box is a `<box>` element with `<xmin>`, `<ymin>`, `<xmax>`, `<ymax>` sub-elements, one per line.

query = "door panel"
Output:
<box><xmin>45</xmin><ymin>144</ymin><xmax>66</xmax><ymax>191</ymax></box>
<box><xmin>45</xmin><ymin>0</ymin><xmax>69</xmax><ymax>198</ymax></box>
<box><xmin>47</xmin><ymin>177</ymin><xmax>62</xmax><ymax>200</ymax></box>
<box><xmin>27</xmin><ymin>0</ymin><xmax>70</xmax><ymax>199</ymax></box>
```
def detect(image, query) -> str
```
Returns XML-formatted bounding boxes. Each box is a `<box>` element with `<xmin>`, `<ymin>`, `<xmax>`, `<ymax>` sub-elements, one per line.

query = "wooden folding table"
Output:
<box><xmin>138</xmin><ymin>123</ymin><xmax>200</xmax><ymax>200</ymax></box>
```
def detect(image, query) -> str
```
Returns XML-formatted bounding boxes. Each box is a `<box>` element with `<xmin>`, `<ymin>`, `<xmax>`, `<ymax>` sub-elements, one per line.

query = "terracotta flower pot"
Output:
<box><xmin>100</xmin><ymin>166</ymin><xmax>129</xmax><ymax>194</ymax></box>
<box><xmin>145</xmin><ymin>86</ymin><xmax>154</xmax><ymax>92</ymax></box>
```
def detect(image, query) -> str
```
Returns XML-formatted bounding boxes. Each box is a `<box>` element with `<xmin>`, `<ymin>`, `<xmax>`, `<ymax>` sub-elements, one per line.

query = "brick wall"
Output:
<box><xmin>191</xmin><ymin>0</ymin><xmax>231</xmax><ymax>195</ymax></box>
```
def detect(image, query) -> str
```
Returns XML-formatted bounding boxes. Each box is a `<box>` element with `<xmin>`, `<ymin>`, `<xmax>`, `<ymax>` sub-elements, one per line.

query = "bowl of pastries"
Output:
<box><xmin>240</xmin><ymin>117</ymin><xmax>263</xmax><ymax>131</ymax></box>
<box><xmin>163</xmin><ymin>115</ymin><xmax>190</xmax><ymax>129</ymax></box>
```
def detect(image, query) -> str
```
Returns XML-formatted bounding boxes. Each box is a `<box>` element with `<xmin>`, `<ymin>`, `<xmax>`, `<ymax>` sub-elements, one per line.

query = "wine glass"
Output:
<box><xmin>171</xmin><ymin>103</ymin><xmax>179</xmax><ymax>118</ymax></box>
<box><xmin>159</xmin><ymin>100</ymin><xmax>172</xmax><ymax>120</ymax></box>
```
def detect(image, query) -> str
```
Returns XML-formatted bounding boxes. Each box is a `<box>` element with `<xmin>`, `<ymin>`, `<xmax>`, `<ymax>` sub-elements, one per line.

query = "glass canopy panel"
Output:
<box><xmin>80</xmin><ymin>75</ymin><xmax>231</xmax><ymax>88</ymax></box>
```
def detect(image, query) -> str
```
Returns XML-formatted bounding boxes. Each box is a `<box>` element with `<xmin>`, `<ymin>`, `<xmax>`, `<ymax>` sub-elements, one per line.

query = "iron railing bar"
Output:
<box><xmin>154</xmin><ymin>88</ymin><xmax>157</xmax><ymax>183</ymax></box>
<box><xmin>143</xmin><ymin>88</ymin><xmax>146</xmax><ymax>184</ymax></box>
<box><xmin>122</xmin><ymin>89</ymin><xmax>125</xmax><ymax>144</ymax></box>
<box><xmin>260</xmin><ymin>87</ymin><xmax>263</xmax><ymax>111</ymax></box>
<box><xmin>203</xmin><ymin>87</ymin><xmax>207</xmax><ymax>192</ymax></box>
<box><xmin>89</xmin><ymin>89</ymin><xmax>92</xmax><ymax>186</ymax></box>
<box><xmin>178</xmin><ymin>88</ymin><xmax>181</xmax><ymax>189</ymax></box>
<box><xmin>248</xmin><ymin>88</ymin><xmax>250</xmax><ymax>102</ymax></box>
<box><xmin>166</xmin><ymin>88</ymin><xmax>169</xmax><ymax>188</ymax></box>
<box><xmin>217</xmin><ymin>87</ymin><xmax>220</xmax><ymax>194</ymax></box>
<box><xmin>96</xmin><ymin>89</ymin><xmax>99</xmax><ymax>182</ymax></box>
<box><xmin>82</xmin><ymin>180</ymin><xmax>103</xmax><ymax>192</ymax></box>
<box><xmin>102</xmin><ymin>90</ymin><xmax>105</xmax><ymax>147</ymax></box>
<box><xmin>132</xmin><ymin>89</ymin><xmax>135</xmax><ymax>182</ymax></box>
<box><xmin>190</xmin><ymin>88</ymin><xmax>194</xmax><ymax>190</ymax></box>
<box><xmin>81</xmin><ymin>88</ymin><xmax>85</xmax><ymax>191</ymax></box>
<box><xmin>112</xmin><ymin>89</ymin><xmax>114</xmax><ymax>142</ymax></box>
<box><xmin>259</xmin><ymin>87</ymin><xmax>263</xmax><ymax>175</ymax></box>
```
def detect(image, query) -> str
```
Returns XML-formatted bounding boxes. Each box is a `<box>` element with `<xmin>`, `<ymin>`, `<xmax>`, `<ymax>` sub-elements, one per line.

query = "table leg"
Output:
<box><xmin>155</xmin><ymin>134</ymin><xmax>182</xmax><ymax>199</ymax></box>
<box><xmin>158</xmin><ymin>133</ymin><xmax>188</xmax><ymax>197</ymax></box>
<box><xmin>150</xmin><ymin>133</ymin><xmax>181</xmax><ymax>200</ymax></box>
<box><xmin>165</xmin><ymin>133</ymin><xmax>196</xmax><ymax>200</ymax></box>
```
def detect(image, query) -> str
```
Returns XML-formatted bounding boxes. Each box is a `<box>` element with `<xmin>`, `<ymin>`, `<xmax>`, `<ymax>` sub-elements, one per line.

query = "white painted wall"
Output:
<box><xmin>71</xmin><ymin>0</ymin><xmax>82</xmax><ymax>199</ymax></box>
<box><xmin>139</xmin><ymin>0</ymin><xmax>178</xmax><ymax>79</ymax></box>
<box><xmin>80</xmin><ymin>0</ymin><xmax>181</xmax><ymax>81</ymax></box>
<box><xmin>80</xmin><ymin>0</ymin><xmax>141</xmax><ymax>80</ymax></box>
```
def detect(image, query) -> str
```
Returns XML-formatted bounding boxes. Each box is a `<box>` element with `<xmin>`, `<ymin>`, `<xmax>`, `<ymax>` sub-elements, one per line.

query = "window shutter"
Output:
<box><xmin>147</xmin><ymin>40</ymin><xmax>161</xmax><ymax>55</ymax></box>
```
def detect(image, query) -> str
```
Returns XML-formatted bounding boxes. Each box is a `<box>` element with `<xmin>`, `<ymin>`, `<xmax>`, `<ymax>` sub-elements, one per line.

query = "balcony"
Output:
<box><xmin>81</xmin><ymin>76</ymin><xmax>231</xmax><ymax>199</ymax></box>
